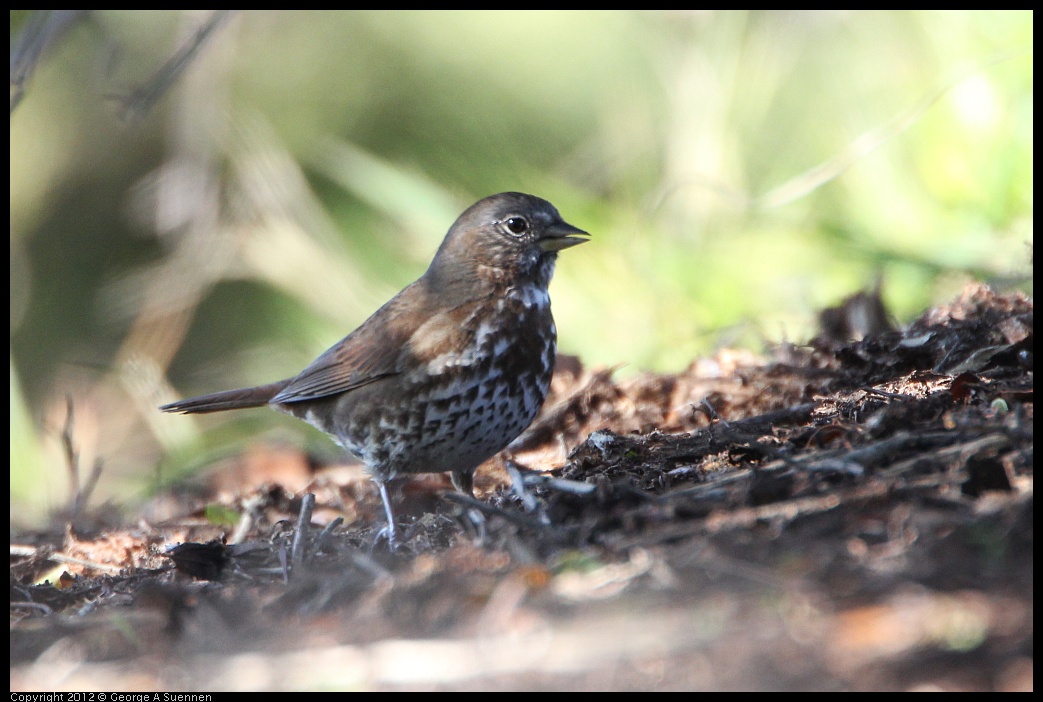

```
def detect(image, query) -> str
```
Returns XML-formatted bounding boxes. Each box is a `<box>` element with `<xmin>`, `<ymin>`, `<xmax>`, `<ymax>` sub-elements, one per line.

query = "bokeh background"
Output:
<box><xmin>10</xmin><ymin>10</ymin><xmax>1033</xmax><ymax>524</ymax></box>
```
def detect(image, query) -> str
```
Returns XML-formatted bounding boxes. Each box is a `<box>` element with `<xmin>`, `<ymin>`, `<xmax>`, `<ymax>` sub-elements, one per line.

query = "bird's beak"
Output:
<box><xmin>539</xmin><ymin>221</ymin><xmax>590</xmax><ymax>252</ymax></box>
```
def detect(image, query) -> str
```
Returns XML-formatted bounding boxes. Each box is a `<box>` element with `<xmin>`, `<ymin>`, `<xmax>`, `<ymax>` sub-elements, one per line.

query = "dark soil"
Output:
<box><xmin>10</xmin><ymin>283</ymin><xmax>1033</xmax><ymax>691</ymax></box>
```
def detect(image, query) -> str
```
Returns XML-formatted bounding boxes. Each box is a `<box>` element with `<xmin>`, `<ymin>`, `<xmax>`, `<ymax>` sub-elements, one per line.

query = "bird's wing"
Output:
<box><xmin>269</xmin><ymin>294</ymin><xmax>414</xmax><ymax>404</ymax></box>
<box><xmin>270</xmin><ymin>283</ymin><xmax>478</xmax><ymax>404</ymax></box>
<box><xmin>270</xmin><ymin>330</ymin><xmax>400</xmax><ymax>404</ymax></box>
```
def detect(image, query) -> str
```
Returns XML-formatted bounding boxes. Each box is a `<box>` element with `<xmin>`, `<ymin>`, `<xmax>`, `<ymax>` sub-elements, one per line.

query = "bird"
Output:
<box><xmin>161</xmin><ymin>192</ymin><xmax>588</xmax><ymax>547</ymax></box>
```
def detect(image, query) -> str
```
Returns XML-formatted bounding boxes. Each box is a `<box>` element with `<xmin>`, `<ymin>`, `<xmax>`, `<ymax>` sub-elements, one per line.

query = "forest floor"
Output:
<box><xmin>10</xmin><ymin>282</ymin><xmax>1033</xmax><ymax>691</ymax></box>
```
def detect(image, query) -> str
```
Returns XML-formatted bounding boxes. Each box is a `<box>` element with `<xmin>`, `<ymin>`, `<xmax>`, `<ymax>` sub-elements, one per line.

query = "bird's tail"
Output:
<box><xmin>160</xmin><ymin>379</ymin><xmax>293</xmax><ymax>414</ymax></box>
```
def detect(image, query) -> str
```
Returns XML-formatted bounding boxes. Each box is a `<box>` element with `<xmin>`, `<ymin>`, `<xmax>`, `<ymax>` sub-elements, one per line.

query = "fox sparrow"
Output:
<box><xmin>161</xmin><ymin>192</ymin><xmax>588</xmax><ymax>546</ymax></box>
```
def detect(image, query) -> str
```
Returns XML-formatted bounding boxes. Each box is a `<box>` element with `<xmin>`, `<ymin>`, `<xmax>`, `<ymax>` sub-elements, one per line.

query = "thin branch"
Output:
<box><xmin>118</xmin><ymin>10</ymin><xmax>236</xmax><ymax>122</ymax></box>
<box><xmin>10</xmin><ymin>10</ymin><xmax>90</xmax><ymax>114</ymax></box>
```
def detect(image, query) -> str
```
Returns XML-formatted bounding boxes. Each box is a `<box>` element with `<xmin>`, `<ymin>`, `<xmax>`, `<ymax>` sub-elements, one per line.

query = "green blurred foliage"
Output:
<box><xmin>9</xmin><ymin>10</ymin><xmax>1033</xmax><ymax>523</ymax></box>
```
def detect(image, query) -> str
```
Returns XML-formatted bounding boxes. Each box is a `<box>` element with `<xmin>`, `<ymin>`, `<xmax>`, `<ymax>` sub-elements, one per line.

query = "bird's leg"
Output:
<box><xmin>449</xmin><ymin>468</ymin><xmax>486</xmax><ymax>541</ymax></box>
<box><xmin>375</xmin><ymin>479</ymin><xmax>398</xmax><ymax>550</ymax></box>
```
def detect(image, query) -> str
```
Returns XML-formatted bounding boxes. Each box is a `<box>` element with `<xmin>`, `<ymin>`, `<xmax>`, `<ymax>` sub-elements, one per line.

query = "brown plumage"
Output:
<box><xmin>161</xmin><ymin>192</ymin><xmax>588</xmax><ymax>546</ymax></box>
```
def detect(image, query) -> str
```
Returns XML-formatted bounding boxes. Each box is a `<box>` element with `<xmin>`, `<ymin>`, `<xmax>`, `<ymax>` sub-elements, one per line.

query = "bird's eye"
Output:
<box><xmin>504</xmin><ymin>216</ymin><xmax>529</xmax><ymax>235</ymax></box>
